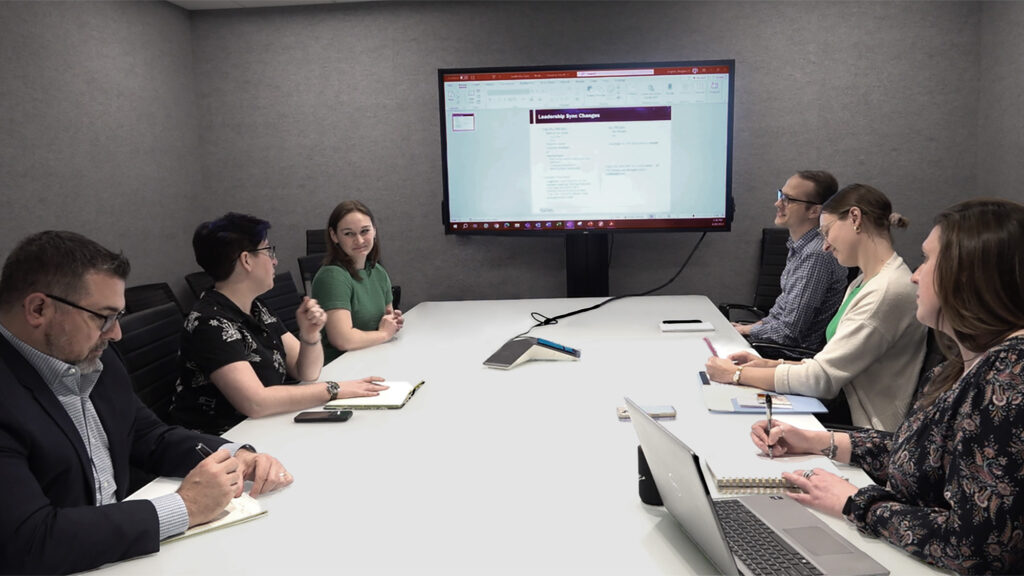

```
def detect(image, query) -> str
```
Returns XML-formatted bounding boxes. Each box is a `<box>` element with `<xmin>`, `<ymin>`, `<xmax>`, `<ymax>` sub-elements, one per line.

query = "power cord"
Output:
<box><xmin>514</xmin><ymin>231</ymin><xmax>708</xmax><ymax>338</ymax></box>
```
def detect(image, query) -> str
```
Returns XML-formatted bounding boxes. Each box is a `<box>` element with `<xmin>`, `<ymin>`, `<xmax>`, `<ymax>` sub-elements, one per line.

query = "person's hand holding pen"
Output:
<box><xmin>765</xmin><ymin>394</ymin><xmax>774</xmax><ymax>459</ymax></box>
<box><xmin>749</xmin><ymin>419</ymin><xmax>818</xmax><ymax>459</ymax></box>
<box><xmin>177</xmin><ymin>444</ymin><xmax>243</xmax><ymax>527</ymax></box>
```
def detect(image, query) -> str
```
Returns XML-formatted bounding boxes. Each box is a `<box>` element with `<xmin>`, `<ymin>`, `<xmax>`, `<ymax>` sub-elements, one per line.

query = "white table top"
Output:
<box><xmin>107</xmin><ymin>296</ymin><xmax>945</xmax><ymax>575</ymax></box>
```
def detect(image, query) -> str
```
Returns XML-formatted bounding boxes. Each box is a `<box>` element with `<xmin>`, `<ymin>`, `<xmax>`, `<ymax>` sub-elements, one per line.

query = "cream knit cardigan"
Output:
<box><xmin>773</xmin><ymin>253</ymin><xmax>928</xmax><ymax>431</ymax></box>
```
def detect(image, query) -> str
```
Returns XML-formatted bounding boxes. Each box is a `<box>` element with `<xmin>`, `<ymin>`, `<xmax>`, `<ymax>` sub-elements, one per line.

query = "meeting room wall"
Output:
<box><xmin>187</xmin><ymin>0</ymin><xmax>1004</xmax><ymax>311</ymax></box>
<box><xmin>978</xmin><ymin>2</ymin><xmax>1024</xmax><ymax>200</ymax></box>
<box><xmin>0</xmin><ymin>1</ymin><xmax>203</xmax><ymax>300</ymax></box>
<box><xmin>3</xmin><ymin>1</ymin><xmax>1022</xmax><ymax>313</ymax></box>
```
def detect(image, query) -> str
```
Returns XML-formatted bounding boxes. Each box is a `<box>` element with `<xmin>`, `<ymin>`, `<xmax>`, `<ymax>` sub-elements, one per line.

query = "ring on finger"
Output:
<box><xmin>802</xmin><ymin>469</ymin><xmax>815</xmax><ymax>479</ymax></box>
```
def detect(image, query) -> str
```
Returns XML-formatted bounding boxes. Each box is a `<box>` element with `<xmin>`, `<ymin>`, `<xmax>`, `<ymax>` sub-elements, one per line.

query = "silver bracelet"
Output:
<box><xmin>827</xmin><ymin>431</ymin><xmax>837</xmax><ymax>460</ymax></box>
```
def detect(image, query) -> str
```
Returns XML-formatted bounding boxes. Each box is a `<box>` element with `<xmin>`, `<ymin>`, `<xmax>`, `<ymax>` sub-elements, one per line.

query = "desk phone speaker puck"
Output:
<box><xmin>483</xmin><ymin>336</ymin><xmax>581</xmax><ymax>370</ymax></box>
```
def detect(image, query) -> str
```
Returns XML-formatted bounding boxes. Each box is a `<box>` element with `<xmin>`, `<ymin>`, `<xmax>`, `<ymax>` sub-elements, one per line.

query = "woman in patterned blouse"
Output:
<box><xmin>749</xmin><ymin>198</ymin><xmax>1024</xmax><ymax>574</ymax></box>
<box><xmin>170</xmin><ymin>212</ymin><xmax>387</xmax><ymax>434</ymax></box>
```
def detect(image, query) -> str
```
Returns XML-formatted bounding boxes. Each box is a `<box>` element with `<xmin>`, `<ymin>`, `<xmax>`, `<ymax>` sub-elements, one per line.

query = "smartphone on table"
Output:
<box><xmin>294</xmin><ymin>410</ymin><xmax>353</xmax><ymax>423</ymax></box>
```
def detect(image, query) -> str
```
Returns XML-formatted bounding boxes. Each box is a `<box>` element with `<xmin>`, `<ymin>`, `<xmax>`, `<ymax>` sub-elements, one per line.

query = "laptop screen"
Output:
<box><xmin>625</xmin><ymin>397</ymin><xmax>741</xmax><ymax>575</ymax></box>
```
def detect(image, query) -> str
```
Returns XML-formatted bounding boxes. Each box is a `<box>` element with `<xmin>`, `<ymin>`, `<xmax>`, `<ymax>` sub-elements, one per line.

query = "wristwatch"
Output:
<box><xmin>325</xmin><ymin>380</ymin><xmax>340</xmax><ymax>401</ymax></box>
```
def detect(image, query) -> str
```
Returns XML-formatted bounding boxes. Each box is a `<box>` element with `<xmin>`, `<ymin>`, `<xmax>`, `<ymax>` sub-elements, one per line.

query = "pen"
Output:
<box><xmin>195</xmin><ymin>442</ymin><xmax>214</xmax><ymax>459</ymax></box>
<box><xmin>703</xmin><ymin>337</ymin><xmax>719</xmax><ymax>358</ymax></box>
<box><xmin>765</xmin><ymin>394</ymin><xmax>774</xmax><ymax>459</ymax></box>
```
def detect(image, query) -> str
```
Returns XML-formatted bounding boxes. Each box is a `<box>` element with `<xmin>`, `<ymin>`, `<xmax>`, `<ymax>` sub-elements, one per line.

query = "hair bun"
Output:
<box><xmin>889</xmin><ymin>212</ymin><xmax>909</xmax><ymax>229</ymax></box>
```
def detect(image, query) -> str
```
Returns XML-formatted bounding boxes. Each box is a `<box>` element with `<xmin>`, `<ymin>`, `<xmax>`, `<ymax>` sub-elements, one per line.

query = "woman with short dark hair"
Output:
<box><xmin>171</xmin><ymin>212</ymin><xmax>386</xmax><ymax>434</ymax></box>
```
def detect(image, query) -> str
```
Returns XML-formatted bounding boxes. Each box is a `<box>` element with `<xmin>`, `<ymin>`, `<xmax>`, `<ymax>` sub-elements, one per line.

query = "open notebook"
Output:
<box><xmin>324</xmin><ymin>380</ymin><xmax>424</xmax><ymax>410</ymax></box>
<box><xmin>126</xmin><ymin>477</ymin><xmax>267</xmax><ymax>542</ymax></box>
<box><xmin>705</xmin><ymin>451</ymin><xmax>843</xmax><ymax>493</ymax></box>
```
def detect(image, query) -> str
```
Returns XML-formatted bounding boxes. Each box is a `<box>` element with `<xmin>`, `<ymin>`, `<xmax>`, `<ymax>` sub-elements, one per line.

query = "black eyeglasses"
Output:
<box><xmin>45</xmin><ymin>293</ymin><xmax>125</xmax><ymax>333</ymax></box>
<box><xmin>777</xmin><ymin>189</ymin><xmax>822</xmax><ymax>206</ymax></box>
<box><xmin>248</xmin><ymin>245</ymin><xmax>277</xmax><ymax>260</ymax></box>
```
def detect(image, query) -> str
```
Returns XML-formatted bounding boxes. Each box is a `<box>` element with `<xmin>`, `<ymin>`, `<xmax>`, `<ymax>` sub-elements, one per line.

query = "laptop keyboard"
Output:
<box><xmin>713</xmin><ymin>499</ymin><xmax>823</xmax><ymax>576</ymax></box>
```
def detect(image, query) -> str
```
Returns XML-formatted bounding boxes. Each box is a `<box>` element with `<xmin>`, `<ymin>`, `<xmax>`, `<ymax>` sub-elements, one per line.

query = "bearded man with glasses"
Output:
<box><xmin>733</xmin><ymin>171</ymin><xmax>849</xmax><ymax>352</ymax></box>
<box><xmin>0</xmin><ymin>231</ymin><xmax>292</xmax><ymax>574</ymax></box>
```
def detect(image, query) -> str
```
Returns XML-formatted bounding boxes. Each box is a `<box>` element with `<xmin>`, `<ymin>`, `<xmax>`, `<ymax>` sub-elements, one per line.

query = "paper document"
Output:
<box><xmin>699</xmin><ymin>375</ymin><xmax>826</xmax><ymax>414</ymax></box>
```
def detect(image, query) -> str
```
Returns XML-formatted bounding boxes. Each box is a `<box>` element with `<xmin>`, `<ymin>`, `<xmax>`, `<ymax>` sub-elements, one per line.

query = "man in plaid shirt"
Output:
<box><xmin>734</xmin><ymin>171</ymin><xmax>849</xmax><ymax>352</ymax></box>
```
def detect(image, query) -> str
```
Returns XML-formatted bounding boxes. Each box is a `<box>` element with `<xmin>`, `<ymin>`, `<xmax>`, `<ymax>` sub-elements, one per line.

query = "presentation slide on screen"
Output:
<box><xmin>442</xmin><ymin>66</ymin><xmax>731</xmax><ymax>226</ymax></box>
<box><xmin>529</xmin><ymin>107</ymin><xmax>671</xmax><ymax>215</ymax></box>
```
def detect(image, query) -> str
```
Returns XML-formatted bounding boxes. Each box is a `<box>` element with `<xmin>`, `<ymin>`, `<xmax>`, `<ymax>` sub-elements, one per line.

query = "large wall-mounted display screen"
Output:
<box><xmin>439</xmin><ymin>60</ymin><xmax>735</xmax><ymax>235</ymax></box>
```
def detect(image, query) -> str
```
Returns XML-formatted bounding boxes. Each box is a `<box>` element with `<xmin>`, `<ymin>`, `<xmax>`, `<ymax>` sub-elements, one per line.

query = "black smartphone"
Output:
<box><xmin>294</xmin><ymin>410</ymin><xmax>353</xmax><ymax>423</ymax></box>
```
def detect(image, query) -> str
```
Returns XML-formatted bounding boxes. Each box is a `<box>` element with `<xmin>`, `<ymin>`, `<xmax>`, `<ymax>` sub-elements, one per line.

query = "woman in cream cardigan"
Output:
<box><xmin>706</xmin><ymin>184</ymin><xmax>927</xmax><ymax>431</ymax></box>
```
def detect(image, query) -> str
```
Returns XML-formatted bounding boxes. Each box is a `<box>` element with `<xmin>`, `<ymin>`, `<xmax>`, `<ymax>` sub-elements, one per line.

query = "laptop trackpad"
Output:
<box><xmin>783</xmin><ymin>527</ymin><xmax>854</xmax><ymax>555</ymax></box>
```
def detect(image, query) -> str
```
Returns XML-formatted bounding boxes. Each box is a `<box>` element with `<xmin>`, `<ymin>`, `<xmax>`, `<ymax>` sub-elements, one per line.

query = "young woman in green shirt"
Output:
<box><xmin>312</xmin><ymin>200</ymin><xmax>403</xmax><ymax>363</ymax></box>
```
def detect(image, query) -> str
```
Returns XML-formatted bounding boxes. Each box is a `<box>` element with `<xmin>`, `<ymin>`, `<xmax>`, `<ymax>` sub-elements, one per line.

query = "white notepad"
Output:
<box><xmin>324</xmin><ymin>380</ymin><xmax>424</xmax><ymax>410</ymax></box>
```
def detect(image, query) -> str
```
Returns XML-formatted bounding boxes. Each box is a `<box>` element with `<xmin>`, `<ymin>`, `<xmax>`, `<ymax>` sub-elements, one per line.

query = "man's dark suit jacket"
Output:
<box><xmin>0</xmin><ymin>334</ymin><xmax>229</xmax><ymax>575</ymax></box>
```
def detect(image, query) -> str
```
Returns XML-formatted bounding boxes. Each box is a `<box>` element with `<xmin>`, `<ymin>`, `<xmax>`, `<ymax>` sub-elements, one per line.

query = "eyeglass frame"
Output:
<box><xmin>247</xmin><ymin>245</ymin><xmax>277</xmax><ymax>260</ymax></box>
<box><xmin>45</xmin><ymin>293</ymin><xmax>126</xmax><ymax>333</ymax></box>
<box><xmin>777</xmin><ymin>189</ymin><xmax>823</xmax><ymax>206</ymax></box>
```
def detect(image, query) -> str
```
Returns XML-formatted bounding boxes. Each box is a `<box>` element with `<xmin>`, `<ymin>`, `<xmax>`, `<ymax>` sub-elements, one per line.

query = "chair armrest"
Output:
<box><xmin>750</xmin><ymin>341</ymin><xmax>817</xmax><ymax>361</ymax></box>
<box><xmin>823</xmin><ymin>423</ymin><xmax>868</xmax><ymax>433</ymax></box>
<box><xmin>717</xmin><ymin>303</ymin><xmax>767</xmax><ymax>323</ymax></box>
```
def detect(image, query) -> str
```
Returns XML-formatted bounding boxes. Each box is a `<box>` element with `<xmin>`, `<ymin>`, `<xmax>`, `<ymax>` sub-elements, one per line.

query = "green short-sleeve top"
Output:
<box><xmin>311</xmin><ymin>262</ymin><xmax>393</xmax><ymax>363</ymax></box>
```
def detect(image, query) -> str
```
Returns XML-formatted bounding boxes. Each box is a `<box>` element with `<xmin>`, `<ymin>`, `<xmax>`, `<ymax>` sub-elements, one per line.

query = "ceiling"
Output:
<box><xmin>166</xmin><ymin>0</ymin><xmax>357</xmax><ymax>10</ymax></box>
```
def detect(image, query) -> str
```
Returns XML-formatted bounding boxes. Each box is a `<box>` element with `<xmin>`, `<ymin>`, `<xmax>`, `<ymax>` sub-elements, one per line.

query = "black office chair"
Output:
<box><xmin>124</xmin><ymin>282</ymin><xmax>183</xmax><ymax>315</ymax></box>
<box><xmin>298</xmin><ymin>254</ymin><xmax>325</xmax><ymax>295</ymax></box>
<box><xmin>718</xmin><ymin>228</ymin><xmax>791</xmax><ymax>324</ymax></box>
<box><xmin>112</xmin><ymin>302</ymin><xmax>182</xmax><ymax>423</ymax></box>
<box><xmin>184</xmin><ymin>271</ymin><xmax>215</xmax><ymax>299</ymax></box>
<box><xmin>391</xmin><ymin>285</ymin><xmax>402</xmax><ymax>311</ymax></box>
<box><xmin>306</xmin><ymin>229</ymin><xmax>327</xmax><ymax>256</ymax></box>
<box><xmin>261</xmin><ymin>271</ymin><xmax>303</xmax><ymax>335</ymax></box>
<box><xmin>111</xmin><ymin>301</ymin><xmax>184</xmax><ymax>492</ymax></box>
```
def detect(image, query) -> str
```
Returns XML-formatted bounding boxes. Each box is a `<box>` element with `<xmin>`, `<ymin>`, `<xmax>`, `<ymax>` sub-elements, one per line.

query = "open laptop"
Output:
<box><xmin>625</xmin><ymin>397</ymin><xmax>888</xmax><ymax>576</ymax></box>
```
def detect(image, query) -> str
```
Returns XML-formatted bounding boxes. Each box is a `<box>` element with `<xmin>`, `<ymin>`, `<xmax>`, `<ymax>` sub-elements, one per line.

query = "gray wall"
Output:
<box><xmin>979</xmin><ymin>1</ymin><xmax>1024</xmax><ymax>197</ymax></box>
<box><xmin>2</xmin><ymin>1</ymin><xmax>1023</xmax><ymax>311</ymax></box>
<box><xmin>0</xmin><ymin>1</ymin><xmax>201</xmax><ymax>297</ymax></box>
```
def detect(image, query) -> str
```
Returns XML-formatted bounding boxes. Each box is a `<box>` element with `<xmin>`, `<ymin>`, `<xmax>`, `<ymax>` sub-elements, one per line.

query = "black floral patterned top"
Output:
<box><xmin>170</xmin><ymin>290</ymin><xmax>290</xmax><ymax>435</ymax></box>
<box><xmin>846</xmin><ymin>335</ymin><xmax>1024</xmax><ymax>574</ymax></box>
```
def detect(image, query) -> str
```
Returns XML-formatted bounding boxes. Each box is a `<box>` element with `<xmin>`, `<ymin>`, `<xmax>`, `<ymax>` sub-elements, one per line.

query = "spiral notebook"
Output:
<box><xmin>705</xmin><ymin>451</ymin><xmax>842</xmax><ymax>493</ymax></box>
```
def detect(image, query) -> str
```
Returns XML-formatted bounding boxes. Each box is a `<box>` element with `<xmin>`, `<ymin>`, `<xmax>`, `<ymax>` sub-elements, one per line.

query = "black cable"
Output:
<box><xmin>514</xmin><ymin>231</ymin><xmax>707</xmax><ymax>338</ymax></box>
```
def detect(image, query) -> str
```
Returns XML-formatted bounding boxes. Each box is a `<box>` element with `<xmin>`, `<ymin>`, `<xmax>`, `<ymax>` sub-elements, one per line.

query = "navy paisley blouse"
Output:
<box><xmin>847</xmin><ymin>335</ymin><xmax>1024</xmax><ymax>574</ymax></box>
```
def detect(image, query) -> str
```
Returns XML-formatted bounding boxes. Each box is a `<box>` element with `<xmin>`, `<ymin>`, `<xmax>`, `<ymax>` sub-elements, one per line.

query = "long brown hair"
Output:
<box><xmin>323</xmin><ymin>200</ymin><xmax>381</xmax><ymax>281</ymax></box>
<box><xmin>917</xmin><ymin>198</ymin><xmax>1024</xmax><ymax>406</ymax></box>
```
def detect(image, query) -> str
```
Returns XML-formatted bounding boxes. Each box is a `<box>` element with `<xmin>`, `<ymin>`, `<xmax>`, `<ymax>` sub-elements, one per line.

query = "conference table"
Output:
<box><xmin>105</xmin><ymin>296</ymin><xmax>947</xmax><ymax>575</ymax></box>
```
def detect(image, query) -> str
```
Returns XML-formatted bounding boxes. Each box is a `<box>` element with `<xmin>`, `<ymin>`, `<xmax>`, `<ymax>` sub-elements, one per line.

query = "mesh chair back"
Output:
<box><xmin>306</xmin><ymin>229</ymin><xmax>327</xmax><ymax>256</ymax></box>
<box><xmin>298</xmin><ymin>254</ymin><xmax>325</xmax><ymax>295</ymax></box>
<box><xmin>111</xmin><ymin>302</ymin><xmax>182</xmax><ymax>423</ymax></box>
<box><xmin>753</xmin><ymin>228</ymin><xmax>791</xmax><ymax>312</ymax></box>
<box><xmin>260</xmin><ymin>272</ymin><xmax>302</xmax><ymax>335</ymax></box>
<box><xmin>125</xmin><ymin>282</ymin><xmax>182</xmax><ymax>315</ymax></box>
<box><xmin>185</xmin><ymin>271</ymin><xmax>215</xmax><ymax>299</ymax></box>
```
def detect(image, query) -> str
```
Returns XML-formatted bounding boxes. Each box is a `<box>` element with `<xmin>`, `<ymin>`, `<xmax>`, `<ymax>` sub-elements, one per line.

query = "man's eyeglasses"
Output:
<box><xmin>45</xmin><ymin>293</ymin><xmax>125</xmax><ymax>333</ymax></box>
<box><xmin>248</xmin><ymin>245</ymin><xmax>277</xmax><ymax>260</ymax></box>
<box><xmin>777</xmin><ymin>189</ymin><xmax>822</xmax><ymax>206</ymax></box>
